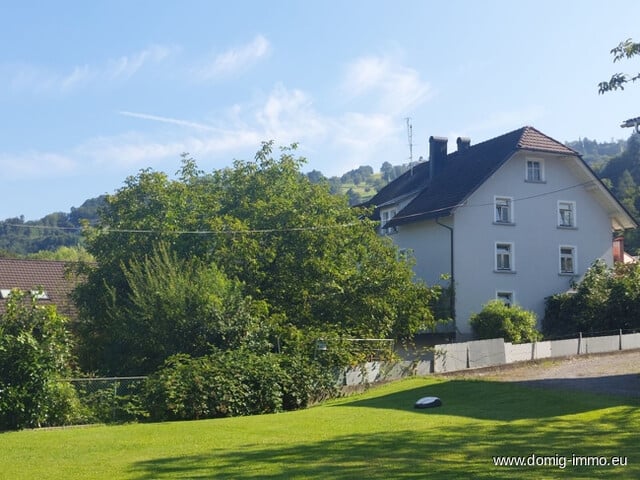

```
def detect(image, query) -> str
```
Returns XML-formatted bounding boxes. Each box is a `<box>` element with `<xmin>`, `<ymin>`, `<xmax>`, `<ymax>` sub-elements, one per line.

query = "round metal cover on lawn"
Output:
<box><xmin>414</xmin><ymin>396</ymin><xmax>442</xmax><ymax>409</ymax></box>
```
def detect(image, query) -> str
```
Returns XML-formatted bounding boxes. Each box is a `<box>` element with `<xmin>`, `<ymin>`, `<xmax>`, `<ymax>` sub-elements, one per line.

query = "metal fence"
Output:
<box><xmin>61</xmin><ymin>376</ymin><xmax>147</xmax><ymax>424</ymax></box>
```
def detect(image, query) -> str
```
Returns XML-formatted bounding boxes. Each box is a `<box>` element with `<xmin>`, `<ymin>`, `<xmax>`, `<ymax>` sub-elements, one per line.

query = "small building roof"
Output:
<box><xmin>0</xmin><ymin>258</ymin><xmax>81</xmax><ymax>319</ymax></box>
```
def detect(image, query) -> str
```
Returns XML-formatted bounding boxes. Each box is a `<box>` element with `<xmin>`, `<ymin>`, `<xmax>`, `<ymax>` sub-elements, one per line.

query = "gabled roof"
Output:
<box><xmin>0</xmin><ymin>258</ymin><xmax>81</xmax><ymax>318</ymax></box>
<box><xmin>365</xmin><ymin>126</ymin><xmax>635</xmax><ymax>229</ymax></box>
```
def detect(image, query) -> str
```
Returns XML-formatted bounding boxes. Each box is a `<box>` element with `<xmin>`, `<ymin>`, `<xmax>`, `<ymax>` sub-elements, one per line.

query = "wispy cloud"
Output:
<box><xmin>107</xmin><ymin>45</ymin><xmax>174</xmax><ymax>80</ymax></box>
<box><xmin>119</xmin><ymin>110</ymin><xmax>226</xmax><ymax>132</ymax></box>
<box><xmin>194</xmin><ymin>35</ymin><xmax>271</xmax><ymax>80</ymax></box>
<box><xmin>342</xmin><ymin>55</ymin><xmax>432</xmax><ymax>115</ymax></box>
<box><xmin>5</xmin><ymin>44</ymin><xmax>175</xmax><ymax>94</ymax></box>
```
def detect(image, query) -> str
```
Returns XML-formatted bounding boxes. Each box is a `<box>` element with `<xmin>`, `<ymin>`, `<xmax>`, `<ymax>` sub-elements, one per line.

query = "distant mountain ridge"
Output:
<box><xmin>0</xmin><ymin>136</ymin><xmax>633</xmax><ymax>257</ymax></box>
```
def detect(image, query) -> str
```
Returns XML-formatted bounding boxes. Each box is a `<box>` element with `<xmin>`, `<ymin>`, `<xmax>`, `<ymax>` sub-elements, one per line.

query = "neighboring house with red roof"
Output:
<box><xmin>364</xmin><ymin>126</ymin><xmax>637</xmax><ymax>339</ymax></box>
<box><xmin>0</xmin><ymin>258</ymin><xmax>80</xmax><ymax>320</ymax></box>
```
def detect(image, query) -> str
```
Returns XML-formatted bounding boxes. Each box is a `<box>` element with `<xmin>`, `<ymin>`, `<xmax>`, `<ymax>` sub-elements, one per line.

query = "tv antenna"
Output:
<box><xmin>406</xmin><ymin>117</ymin><xmax>415</xmax><ymax>175</ymax></box>
<box><xmin>406</xmin><ymin>117</ymin><xmax>413</xmax><ymax>164</ymax></box>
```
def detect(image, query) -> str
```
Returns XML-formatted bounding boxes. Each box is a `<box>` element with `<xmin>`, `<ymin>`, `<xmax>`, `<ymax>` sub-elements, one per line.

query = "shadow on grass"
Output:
<box><xmin>337</xmin><ymin>378</ymin><xmax>639</xmax><ymax>421</ymax></box>
<box><xmin>129</xmin><ymin>415</ymin><xmax>639</xmax><ymax>479</ymax></box>
<box><xmin>129</xmin><ymin>379</ymin><xmax>639</xmax><ymax>480</ymax></box>
<box><xmin>513</xmin><ymin>373</ymin><xmax>640</xmax><ymax>398</ymax></box>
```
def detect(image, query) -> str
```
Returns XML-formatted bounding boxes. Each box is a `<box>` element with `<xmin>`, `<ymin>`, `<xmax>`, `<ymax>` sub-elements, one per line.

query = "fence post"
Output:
<box><xmin>578</xmin><ymin>332</ymin><xmax>582</xmax><ymax>355</ymax></box>
<box><xmin>619</xmin><ymin>329</ymin><xmax>623</xmax><ymax>350</ymax></box>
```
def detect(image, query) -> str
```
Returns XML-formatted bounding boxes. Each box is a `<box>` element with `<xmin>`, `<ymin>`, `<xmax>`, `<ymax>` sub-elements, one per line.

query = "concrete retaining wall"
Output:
<box><xmin>343</xmin><ymin>332</ymin><xmax>639</xmax><ymax>386</ymax></box>
<box><xmin>622</xmin><ymin>332</ymin><xmax>640</xmax><ymax>350</ymax></box>
<box><xmin>468</xmin><ymin>338</ymin><xmax>506</xmax><ymax>368</ymax></box>
<box><xmin>433</xmin><ymin>342</ymin><xmax>468</xmax><ymax>373</ymax></box>
<box><xmin>550</xmin><ymin>338</ymin><xmax>581</xmax><ymax>357</ymax></box>
<box><xmin>504</xmin><ymin>342</ymin><xmax>535</xmax><ymax>363</ymax></box>
<box><xmin>584</xmin><ymin>335</ymin><xmax>620</xmax><ymax>354</ymax></box>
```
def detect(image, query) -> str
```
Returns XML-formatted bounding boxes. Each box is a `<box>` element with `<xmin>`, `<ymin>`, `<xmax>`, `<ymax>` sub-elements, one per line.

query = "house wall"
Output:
<box><xmin>392</xmin><ymin>218</ymin><xmax>452</xmax><ymax>287</ymax></box>
<box><xmin>452</xmin><ymin>151</ymin><xmax>615</xmax><ymax>334</ymax></box>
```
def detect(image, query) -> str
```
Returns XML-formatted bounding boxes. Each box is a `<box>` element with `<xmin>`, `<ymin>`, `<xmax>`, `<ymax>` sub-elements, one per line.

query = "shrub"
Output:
<box><xmin>142</xmin><ymin>348</ymin><xmax>340</xmax><ymax>422</ymax></box>
<box><xmin>543</xmin><ymin>260</ymin><xmax>640</xmax><ymax>337</ymax></box>
<box><xmin>469</xmin><ymin>300</ymin><xmax>541</xmax><ymax>344</ymax></box>
<box><xmin>143</xmin><ymin>350</ymin><xmax>286</xmax><ymax>421</ymax></box>
<box><xmin>0</xmin><ymin>290</ymin><xmax>77</xmax><ymax>430</ymax></box>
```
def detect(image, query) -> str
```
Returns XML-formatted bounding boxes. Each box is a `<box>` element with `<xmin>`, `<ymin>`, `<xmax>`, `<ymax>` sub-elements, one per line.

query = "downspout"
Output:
<box><xmin>435</xmin><ymin>217</ymin><xmax>456</xmax><ymax>338</ymax></box>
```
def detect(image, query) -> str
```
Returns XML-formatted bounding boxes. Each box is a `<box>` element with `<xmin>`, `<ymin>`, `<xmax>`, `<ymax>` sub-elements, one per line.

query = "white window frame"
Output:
<box><xmin>559</xmin><ymin>245</ymin><xmax>577</xmax><ymax>275</ymax></box>
<box><xmin>380</xmin><ymin>208</ymin><xmax>397</xmax><ymax>235</ymax></box>
<box><xmin>496</xmin><ymin>291</ymin><xmax>514</xmax><ymax>306</ymax></box>
<box><xmin>494</xmin><ymin>196</ymin><xmax>514</xmax><ymax>224</ymax></box>
<box><xmin>525</xmin><ymin>158</ymin><xmax>545</xmax><ymax>182</ymax></box>
<box><xmin>557</xmin><ymin>200</ymin><xmax>577</xmax><ymax>228</ymax></box>
<box><xmin>495</xmin><ymin>242</ymin><xmax>514</xmax><ymax>272</ymax></box>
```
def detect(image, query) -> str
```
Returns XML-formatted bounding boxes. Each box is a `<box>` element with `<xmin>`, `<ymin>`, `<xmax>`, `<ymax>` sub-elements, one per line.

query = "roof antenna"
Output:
<box><xmin>406</xmin><ymin>117</ymin><xmax>414</xmax><ymax>174</ymax></box>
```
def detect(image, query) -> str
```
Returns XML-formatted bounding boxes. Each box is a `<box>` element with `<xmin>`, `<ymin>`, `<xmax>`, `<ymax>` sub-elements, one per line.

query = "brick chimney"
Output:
<box><xmin>429</xmin><ymin>136</ymin><xmax>448</xmax><ymax>179</ymax></box>
<box><xmin>613</xmin><ymin>236</ymin><xmax>625</xmax><ymax>263</ymax></box>
<box><xmin>457</xmin><ymin>137</ymin><xmax>471</xmax><ymax>152</ymax></box>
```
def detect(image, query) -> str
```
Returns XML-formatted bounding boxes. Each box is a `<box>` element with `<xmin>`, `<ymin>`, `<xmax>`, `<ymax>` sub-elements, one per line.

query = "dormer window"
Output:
<box><xmin>30</xmin><ymin>290</ymin><xmax>50</xmax><ymax>300</ymax></box>
<box><xmin>526</xmin><ymin>159</ymin><xmax>544</xmax><ymax>182</ymax></box>
<box><xmin>494</xmin><ymin>196</ymin><xmax>514</xmax><ymax>224</ymax></box>
<box><xmin>380</xmin><ymin>208</ymin><xmax>397</xmax><ymax>235</ymax></box>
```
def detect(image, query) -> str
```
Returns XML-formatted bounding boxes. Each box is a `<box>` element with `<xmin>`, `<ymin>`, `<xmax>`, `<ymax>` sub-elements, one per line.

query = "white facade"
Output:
<box><xmin>388</xmin><ymin>151</ymin><xmax>625</xmax><ymax>336</ymax></box>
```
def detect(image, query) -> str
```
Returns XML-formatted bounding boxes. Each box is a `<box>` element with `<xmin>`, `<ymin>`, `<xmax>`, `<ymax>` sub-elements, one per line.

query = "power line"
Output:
<box><xmin>0</xmin><ymin>180</ymin><xmax>600</xmax><ymax>235</ymax></box>
<box><xmin>1</xmin><ymin>221</ymin><xmax>363</xmax><ymax>236</ymax></box>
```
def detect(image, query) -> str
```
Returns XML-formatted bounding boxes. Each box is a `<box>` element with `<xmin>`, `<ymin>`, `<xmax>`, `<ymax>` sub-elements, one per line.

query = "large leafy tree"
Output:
<box><xmin>75</xmin><ymin>145</ymin><xmax>437</xmax><ymax>375</ymax></box>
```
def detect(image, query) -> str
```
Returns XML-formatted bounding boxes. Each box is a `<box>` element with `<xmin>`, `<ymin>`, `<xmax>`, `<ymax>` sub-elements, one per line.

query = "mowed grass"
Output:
<box><xmin>1</xmin><ymin>377</ymin><xmax>638</xmax><ymax>479</ymax></box>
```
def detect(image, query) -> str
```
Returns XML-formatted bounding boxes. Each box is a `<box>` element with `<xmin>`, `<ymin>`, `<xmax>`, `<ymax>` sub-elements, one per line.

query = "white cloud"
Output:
<box><xmin>0</xmin><ymin>151</ymin><xmax>78</xmax><ymax>178</ymax></box>
<box><xmin>107</xmin><ymin>45</ymin><xmax>174</xmax><ymax>80</ymax></box>
<box><xmin>342</xmin><ymin>55</ymin><xmax>433</xmax><ymax>115</ymax></box>
<box><xmin>194</xmin><ymin>35</ymin><xmax>271</xmax><ymax>80</ymax></box>
<box><xmin>5</xmin><ymin>44</ymin><xmax>175</xmax><ymax>94</ymax></box>
<box><xmin>255</xmin><ymin>84</ymin><xmax>327</xmax><ymax>141</ymax></box>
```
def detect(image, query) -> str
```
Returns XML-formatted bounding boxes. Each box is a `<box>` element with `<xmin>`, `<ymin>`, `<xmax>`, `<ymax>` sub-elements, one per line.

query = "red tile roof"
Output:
<box><xmin>517</xmin><ymin>126</ymin><xmax>578</xmax><ymax>155</ymax></box>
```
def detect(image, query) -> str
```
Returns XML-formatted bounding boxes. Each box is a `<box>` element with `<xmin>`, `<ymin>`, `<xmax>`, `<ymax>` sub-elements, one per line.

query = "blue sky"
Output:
<box><xmin>2</xmin><ymin>0</ymin><xmax>640</xmax><ymax>220</ymax></box>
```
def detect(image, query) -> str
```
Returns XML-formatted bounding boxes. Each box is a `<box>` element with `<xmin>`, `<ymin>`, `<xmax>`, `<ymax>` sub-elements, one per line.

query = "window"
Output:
<box><xmin>558</xmin><ymin>201</ymin><xmax>576</xmax><ymax>228</ymax></box>
<box><xmin>496</xmin><ymin>291</ymin><xmax>513</xmax><ymax>306</ymax></box>
<box><xmin>494</xmin><ymin>196</ymin><xmax>513</xmax><ymax>224</ymax></box>
<box><xmin>560</xmin><ymin>246</ymin><xmax>576</xmax><ymax>274</ymax></box>
<box><xmin>30</xmin><ymin>290</ymin><xmax>50</xmax><ymax>300</ymax></box>
<box><xmin>526</xmin><ymin>159</ymin><xmax>544</xmax><ymax>182</ymax></box>
<box><xmin>495</xmin><ymin>242</ymin><xmax>514</xmax><ymax>272</ymax></box>
<box><xmin>380</xmin><ymin>208</ymin><xmax>397</xmax><ymax>235</ymax></box>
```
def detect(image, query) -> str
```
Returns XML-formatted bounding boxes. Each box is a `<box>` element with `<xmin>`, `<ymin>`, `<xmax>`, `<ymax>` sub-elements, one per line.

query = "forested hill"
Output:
<box><xmin>2</xmin><ymin>135</ymin><xmax>639</xmax><ymax>257</ymax></box>
<box><xmin>0</xmin><ymin>196</ymin><xmax>105</xmax><ymax>257</ymax></box>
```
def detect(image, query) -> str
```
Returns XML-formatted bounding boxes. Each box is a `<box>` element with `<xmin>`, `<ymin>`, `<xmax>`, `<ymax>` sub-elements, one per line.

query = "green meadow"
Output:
<box><xmin>1</xmin><ymin>377</ymin><xmax>638</xmax><ymax>479</ymax></box>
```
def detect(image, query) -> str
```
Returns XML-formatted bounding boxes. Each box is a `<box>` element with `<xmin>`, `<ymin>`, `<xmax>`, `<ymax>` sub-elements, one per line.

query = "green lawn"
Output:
<box><xmin>1</xmin><ymin>377</ymin><xmax>638</xmax><ymax>479</ymax></box>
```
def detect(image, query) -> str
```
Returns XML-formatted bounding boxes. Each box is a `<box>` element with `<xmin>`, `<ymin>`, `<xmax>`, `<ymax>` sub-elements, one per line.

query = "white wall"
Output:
<box><xmin>451</xmin><ymin>151</ymin><xmax>615</xmax><ymax>334</ymax></box>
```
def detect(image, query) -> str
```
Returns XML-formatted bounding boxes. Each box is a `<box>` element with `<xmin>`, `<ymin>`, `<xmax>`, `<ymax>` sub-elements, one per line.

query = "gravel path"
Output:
<box><xmin>443</xmin><ymin>349</ymin><xmax>640</xmax><ymax>398</ymax></box>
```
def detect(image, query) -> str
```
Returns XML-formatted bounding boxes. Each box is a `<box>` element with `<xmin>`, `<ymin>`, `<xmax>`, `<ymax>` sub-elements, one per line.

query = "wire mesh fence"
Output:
<box><xmin>60</xmin><ymin>376</ymin><xmax>147</xmax><ymax>424</ymax></box>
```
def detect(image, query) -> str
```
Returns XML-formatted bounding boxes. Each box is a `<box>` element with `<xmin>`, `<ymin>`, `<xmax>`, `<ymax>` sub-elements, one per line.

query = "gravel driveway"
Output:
<box><xmin>443</xmin><ymin>349</ymin><xmax>640</xmax><ymax>398</ymax></box>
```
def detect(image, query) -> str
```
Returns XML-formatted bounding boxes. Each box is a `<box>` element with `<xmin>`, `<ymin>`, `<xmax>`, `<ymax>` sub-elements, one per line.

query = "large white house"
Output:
<box><xmin>365</xmin><ymin>126</ymin><xmax>637</xmax><ymax>339</ymax></box>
